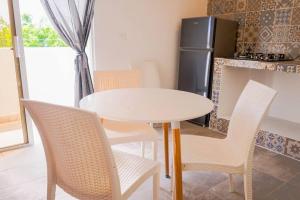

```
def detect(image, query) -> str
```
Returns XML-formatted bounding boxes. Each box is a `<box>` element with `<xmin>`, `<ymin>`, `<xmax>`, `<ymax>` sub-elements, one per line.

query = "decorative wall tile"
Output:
<box><xmin>224</xmin><ymin>0</ymin><xmax>237</xmax><ymax>13</ymax></box>
<box><xmin>244</xmin><ymin>42</ymin><xmax>257</xmax><ymax>52</ymax></box>
<box><xmin>207</xmin><ymin>0</ymin><xmax>213</xmax><ymax>15</ymax></box>
<box><xmin>237</xmin><ymin>0</ymin><xmax>247</xmax><ymax>12</ymax></box>
<box><xmin>276</xmin><ymin>0</ymin><xmax>294</xmax><ymax>8</ymax></box>
<box><xmin>244</xmin><ymin>26</ymin><xmax>260</xmax><ymax>42</ymax></box>
<box><xmin>268</xmin><ymin>43</ymin><xmax>288</xmax><ymax>53</ymax></box>
<box><xmin>288</xmin><ymin>26</ymin><xmax>300</xmax><ymax>42</ymax></box>
<box><xmin>211</xmin><ymin>0</ymin><xmax>225</xmax><ymax>15</ymax></box>
<box><xmin>209</xmin><ymin>0</ymin><xmax>300</xmax><ymax>59</ymax></box>
<box><xmin>261</xmin><ymin>0</ymin><xmax>277</xmax><ymax>10</ymax></box>
<box><xmin>285</xmin><ymin>64</ymin><xmax>297</xmax><ymax>72</ymax></box>
<box><xmin>294</xmin><ymin>0</ymin><xmax>300</xmax><ymax>7</ymax></box>
<box><xmin>256</xmin><ymin>130</ymin><xmax>286</xmax><ymax>154</ymax></box>
<box><xmin>272</xmin><ymin>26</ymin><xmax>290</xmax><ymax>42</ymax></box>
<box><xmin>260</xmin><ymin>10</ymin><xmax>275</xmax><ymax>26</ymax></box>
<box><xmin>286</xmin><ymin>43</ymin><xmax>300</xmax><ymax>59</ymax></box>
<box><xmin>285</xmin><ymin>138</ymin><xmax>300</xmax><ymax>160</ymax></box>
<box><xmin>259</xmin><ymin>26</ymin><xmax>273</xmax><ymax>42</ymax></box>
<box><xmin>209</xmin><ymin>108</ymin><xmax>218</xmax><ymax>130</ymax></box>
<box><xmin>274</xmin><ymin>62</ymin><xmax>300</xmax><ymax>72</ymax></box>
<box><xmin>255</xmin><ymin>42</ymin><xmax>269</xmax><ymax>53</ymax></box>
<box><xmin>235</xmin><ymin>12</ymin><xmax>246</xmax><ymax>42</ymax></box>
<box><xmin>237</xmin><ymin>27</ymin><xmax>245</xmax><ymax>42</ymax></box>
<box><xmin>297</xmin><ymin>65</ymin><xmax>300</xmax><ymax>73</ymax></box>
<box><xmin>265</xmin><ymin>62</ymin><xmax>277</xmax><ymax>70</ymax></box>
<box><xmin>216</xmin><ymin>118</ymin><xmax>229</xmax><ymax>133</ymax></box>
<box><xmin>247</xmin><ymin>0</ymin><xmax>262</xmax><ymax>11</ymax></box>
<box><xmin>211</xmin><ymin>91</ymin><xmax>219</xmax><ymax>104</ymax></box>
<box><xmin>236</xmin><ymin>42</ymin><xmax>245</xmax><ymax>52</ymax></box>
<box><xmin>235</xmin><ymin>12</ymin><xmax>246</xmax><ymax>27</ymax></box>
<box><xmin>246</xmin><ymin>11</ymin><xmax>261</xmax><ymax>27</ymax></box>
<box><xmin>274</xmin><ymin>9</ymin><xmax>292</xmax><ymax>25</ymax></box>
<box><xmin>217</xmin><ymin>14</ymin><xmax>235</xmax><ymax>21</ymax></box>
<box><xmin>291</xmin><ymin>7</ymin><xmax>300</xmax><ymax>25</ymax></box>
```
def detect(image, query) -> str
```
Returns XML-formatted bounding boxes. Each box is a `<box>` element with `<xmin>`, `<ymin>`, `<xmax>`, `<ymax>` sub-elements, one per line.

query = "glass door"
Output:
<box><xmin>0</xmin><ymin>0</ymin><xmax>31</xmax><ymax>150</ymax></box>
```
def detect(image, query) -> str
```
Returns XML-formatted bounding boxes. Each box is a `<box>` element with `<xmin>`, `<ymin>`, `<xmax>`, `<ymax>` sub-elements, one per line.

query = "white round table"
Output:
<box><xmin>80</xmin><ymin>88</ymin><xmax>214</xmax><ymax>200</ymax></box>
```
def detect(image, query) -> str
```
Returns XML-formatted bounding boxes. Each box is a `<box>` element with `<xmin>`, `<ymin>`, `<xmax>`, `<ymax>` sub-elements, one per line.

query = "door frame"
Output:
<box><xmin>0</xmin><ymin>0</ymin><xmax>33</xmax><ymax>152</ymax></box>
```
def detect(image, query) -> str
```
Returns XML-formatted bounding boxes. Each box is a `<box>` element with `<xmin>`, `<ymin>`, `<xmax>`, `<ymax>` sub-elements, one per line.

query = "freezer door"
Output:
<box><xmin>180</xmin><ymin>17</ymin><xmax>215</xmax><ymax>49</ymax></box>
<box><xmin>178</xmin><ymin>49</ymin><xmax>212</xmax><ymax>96</ymax></box>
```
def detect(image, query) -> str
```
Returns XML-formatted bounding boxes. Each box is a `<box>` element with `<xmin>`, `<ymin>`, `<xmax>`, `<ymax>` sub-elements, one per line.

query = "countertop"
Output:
<box><xmin>214</xmin><ymin>58</ymin><xmax>300</xmax><ymax>74</ymax></box>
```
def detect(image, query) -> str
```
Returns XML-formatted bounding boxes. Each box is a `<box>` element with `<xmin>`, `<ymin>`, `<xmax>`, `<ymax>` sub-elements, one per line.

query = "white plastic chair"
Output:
<box><xmin>179</xmin><ymin>80</ymin><xmax>277</xmax><ymax>200</ymax></box>
<box><xmin>22</xmin><ymin>100</ymin><xmax>160</xmax><ymax>200</ymax></box>
<box><xmin>94</xmin><ymin>69</ymin><xmax>159</xmax><ymax>160</ymax></box>
<box><xmin>138</xmin><ymin>61</ymin><xmax>161</xmax><ymax>88</ymax></box>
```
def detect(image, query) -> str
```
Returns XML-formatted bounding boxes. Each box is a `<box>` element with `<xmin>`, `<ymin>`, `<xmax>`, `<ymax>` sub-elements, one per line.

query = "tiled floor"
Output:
<box><xmin>0</xmin><ymin>129</ymin><xmax>24</xmax><ymax>149</ymax></box>
<box><xmin>0</xmin><ymin>122</ymin><xmax>300</xmax><ymax>200</ymax></box>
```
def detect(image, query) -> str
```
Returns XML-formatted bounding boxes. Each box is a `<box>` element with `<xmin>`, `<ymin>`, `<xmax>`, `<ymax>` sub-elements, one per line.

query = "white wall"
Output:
<box><xmin>93</xmin><ymin>0</ymin><xmax>207</xmax><ymax>88</ymax></box>
<box><xmin>268</xmin><ymin>72</ymin><xmax>300</xmax><ymax>124</ymax></box>
<box><xmin>0</xmin><ymin>49</ymin><xmax>20</xmax><ymax>117</ymax></box>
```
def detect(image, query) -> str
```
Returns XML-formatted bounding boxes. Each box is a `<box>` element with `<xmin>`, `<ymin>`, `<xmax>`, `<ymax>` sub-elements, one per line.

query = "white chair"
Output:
<box><xmin>138</xmin><ymin>61</ymin><xmax>161</xmax><ymax>88</ymax></box>
<box><xmin>179</xmin><ymin>80</ymin><xmax>277</xmax><ymax>200</ymax></box>
<box><xmin>93</xmin><ymin>69</ymin><xmax>159</xmax><ymax>160</ymax></box>
<box><xmin>22</xmin><ymin>100</ymin><xmax>160</xmax><ymax>200</ymax></box>
<box><xmin>135</xmin><ymin>61</ymin><xmax>171</xmax><ymax>177</ymax></box>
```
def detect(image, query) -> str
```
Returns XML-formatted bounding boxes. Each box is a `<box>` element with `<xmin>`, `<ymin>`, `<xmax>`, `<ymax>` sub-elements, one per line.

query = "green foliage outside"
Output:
<box><xmin>0</xmin><ymin>18</ymin><xmax>12</xmax><ymax>47</ymax></box>
<box><xmin>0</xmin><ymin>14</ymin><xmax>66</xmax><ymax>47</ymax></box>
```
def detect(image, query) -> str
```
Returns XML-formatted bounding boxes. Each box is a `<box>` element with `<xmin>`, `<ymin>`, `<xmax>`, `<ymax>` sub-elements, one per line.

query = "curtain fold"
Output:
<box><xmin>40</xmin><ymin>0</ymin><xmax>95</xmax><ymax>106</ymax></box>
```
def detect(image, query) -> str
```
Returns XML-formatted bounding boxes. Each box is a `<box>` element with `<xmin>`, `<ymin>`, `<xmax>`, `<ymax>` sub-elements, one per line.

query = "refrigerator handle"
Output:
<box><xmin>204</xmin><ymin>53</ymin><xmax>212</xmax><ymax>88</ymax></box>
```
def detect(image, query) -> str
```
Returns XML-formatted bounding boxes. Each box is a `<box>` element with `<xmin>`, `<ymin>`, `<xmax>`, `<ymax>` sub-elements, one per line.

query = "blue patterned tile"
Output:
<box><xmin>256</xmin><ymin>130</ymin><xmax>286</xmax><ymax>154</ymax></box>
<box><xmin>275</xmin><ymin>9</ymin><xmax>292</xmax><ymax>25</ymax></box>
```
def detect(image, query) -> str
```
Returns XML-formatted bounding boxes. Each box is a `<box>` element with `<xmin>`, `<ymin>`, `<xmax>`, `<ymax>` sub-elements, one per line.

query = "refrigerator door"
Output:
<box><xmin>178</xmin><ymin>49</ymin><xmax>212</xmax><ymax>96</ymax></box>
<box><xmin>178</xmin><ymin>49</ymin><xmax>213</xmax><ymax>126</ymax></box>
<box><xmin>180</xmin><ymin>17</ymin><xmax>215</xmax><ymax>49</ymax></box>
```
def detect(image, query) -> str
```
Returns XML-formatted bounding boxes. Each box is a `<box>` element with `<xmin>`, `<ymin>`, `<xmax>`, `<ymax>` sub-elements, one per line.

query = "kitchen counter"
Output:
<box><xmin>210</xmin><ymin>57</ymin><xmax>300</xmax><ymax>161</ymax></box>
<box><xmin>214</xmin><ymin>58</ymin><xmax>300</xmax><ymax>74</ymax></box>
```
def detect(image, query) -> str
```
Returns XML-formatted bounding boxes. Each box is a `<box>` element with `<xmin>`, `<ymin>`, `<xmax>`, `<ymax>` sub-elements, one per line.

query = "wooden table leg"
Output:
<box><xmin>163</xmin><ymin>123</ymin><xmax>170</xmax><ymax>178</ymax></box>
<box><xmin>172</xmin><ymin>122</ymin><xmax>183</xmax><ymax>200</ymax></box>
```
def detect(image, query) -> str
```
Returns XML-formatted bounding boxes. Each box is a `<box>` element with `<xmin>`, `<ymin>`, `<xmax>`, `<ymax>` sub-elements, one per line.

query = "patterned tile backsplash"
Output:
<box><xmin>207</xmin><ymin>0</ymin><xmax>300</xmax><ymax>60</ymax></box>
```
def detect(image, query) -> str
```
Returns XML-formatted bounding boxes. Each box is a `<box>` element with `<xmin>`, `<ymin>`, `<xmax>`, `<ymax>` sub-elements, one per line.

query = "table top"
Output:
<box><xmin>80</xmin><ymin>88</ymin><xmax>214</xmax><ymax>123</ymax></box>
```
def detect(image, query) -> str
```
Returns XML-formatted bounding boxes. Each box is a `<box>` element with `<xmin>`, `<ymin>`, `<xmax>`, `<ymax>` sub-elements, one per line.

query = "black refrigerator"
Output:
<box><xmin>178</xmin><ymin>16</ymin><xmax>237</xmax><ymax>126</ymax></box>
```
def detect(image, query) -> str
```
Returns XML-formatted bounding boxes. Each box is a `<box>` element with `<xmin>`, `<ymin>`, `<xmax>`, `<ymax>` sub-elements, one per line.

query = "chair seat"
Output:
<box><xmin>181</xmin><ymin>135</ymin><xmax>244</xmax><ymax>173</ymax></box>
<box><xmin>103</xmin><ymin>120</ymin><xmax>159</xmax><ymax>145</ymax></box>
<box><xmin>114</xmin><ymin>151</ymin><xmax>160</xmax><ymax>199</ymax></box>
